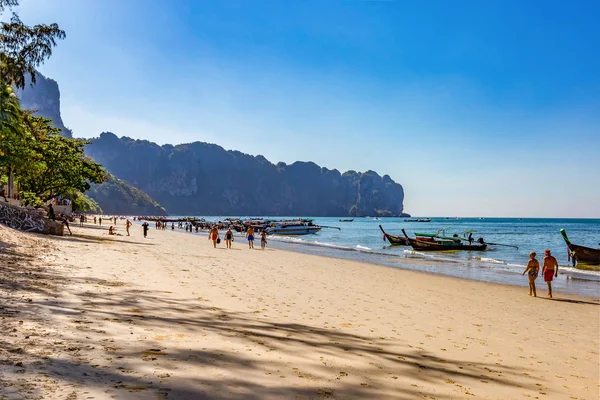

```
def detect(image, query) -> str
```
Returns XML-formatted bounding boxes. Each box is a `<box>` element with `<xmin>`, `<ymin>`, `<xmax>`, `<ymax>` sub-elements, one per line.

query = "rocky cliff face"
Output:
<box><xmin>85</xmin><ymin>133</ymin><xmax>405</xmax><ymax>217</ymax></box>
<box><xmin>17</xmin><ymin>73</ymin><xmax>73</xmax><ymax>138</ymax></box>
<box><xmin>17</xmin><ymin>74</ymin><xmax>167</xmax><ymax>215</ymax></box>
<box><xmin>18</xmin><ymin>74</ymin><xmax>406</xmax><ymax>217</ymax></box>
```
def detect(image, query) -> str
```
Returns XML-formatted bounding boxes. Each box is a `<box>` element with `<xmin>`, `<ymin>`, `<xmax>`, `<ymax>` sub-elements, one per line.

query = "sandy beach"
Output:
<box><xmin>0</xmin><ymin>222</ymin><xmax>598</xmax><ymax>399</ymax></box>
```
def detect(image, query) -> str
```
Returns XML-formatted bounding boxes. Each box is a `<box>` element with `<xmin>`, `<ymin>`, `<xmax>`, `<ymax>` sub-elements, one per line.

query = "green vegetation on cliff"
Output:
<box><xmin>87</xmin><ymin>173</ymin><xmax>167</xmax><ymax>216</ymax></box>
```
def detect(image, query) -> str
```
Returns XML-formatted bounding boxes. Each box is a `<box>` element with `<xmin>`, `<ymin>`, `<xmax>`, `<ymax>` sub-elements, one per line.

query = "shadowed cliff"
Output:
<box><xmin>85</xmin><ymin>133</ymin><xmax>405</xmax><ymax>217</ymax></box>
<box><xmin>16</xmin><ymin>72</ymin><xmax>73</xmax><ymax>139</ymax></box>
<box><xmin>17</xmin><ymin>73</ymin><xmax>166</xmax><ymax>215</ymax></box>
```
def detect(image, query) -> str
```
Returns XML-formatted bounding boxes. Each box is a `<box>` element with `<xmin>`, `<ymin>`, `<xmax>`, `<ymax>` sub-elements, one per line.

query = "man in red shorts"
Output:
<box><xmin>542</xmin><ymin>249</ymin><xmax>559</xmax><ymax>298</ymax></box>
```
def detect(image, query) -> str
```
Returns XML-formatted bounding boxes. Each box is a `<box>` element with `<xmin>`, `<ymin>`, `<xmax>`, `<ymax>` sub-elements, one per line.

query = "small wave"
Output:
<box><xmin>403</xmin><ymin>250</ymin><xmax>426</xmax><ymax>256</ymax></box>
<box><xmin>270</xmin><ymin>236</ymin><xmax>306</xmax><ymax>244</ymax></box>
<box><xmin>478</xmin><ymin>257</ymin><xmax>506</xmax><ymax>264</ymax></box>
<box><xmin>356</xmin><ymin>245</ymin><xmax>372</xmax><ymax>251</ymax></box>
<box><xmin>313</xmin><ymin>241</ymin><xmax>354</xmax><ymax>251</ymax></box>
<box><xmin>561</xmin><ymin>267</ymin><xmax>600</xmax><ymax>281</ymax></box>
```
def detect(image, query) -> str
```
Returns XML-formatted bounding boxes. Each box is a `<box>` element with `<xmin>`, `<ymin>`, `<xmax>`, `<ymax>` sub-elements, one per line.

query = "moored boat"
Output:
<box><xmin>266</xmin><ymin>219</ymin><xmax>322</xmax><ymax>235</ymax></box>
<box><xmin>560</xmin><ymin>229</ymin><xmax>600</xmax><ymax>266</ymax></box>
<box><xmin>402</xmin><ymin>229</ymin><xmax>487</xmax><ymax>251</ymax></box>
<box><xmin>379</xmin><ymin>225</ymin><xmax>410</xmax><ymax>246</ymax></box>
<box><xmin>404</xmin><ymin>218</ymin><xmax>431</xmax><ymax>222</ymax></box>
<box><xmin>339</xmin><ymin>218</ymin><xmax>354</xmax><ymax>222</ymax></box>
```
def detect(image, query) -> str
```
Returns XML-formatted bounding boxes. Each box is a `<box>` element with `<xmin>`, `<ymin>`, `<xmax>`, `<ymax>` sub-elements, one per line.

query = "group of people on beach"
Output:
<box><xmin>523</xmin><ymin>249</ymin><xmax>559</xmax><ymax>298</ymax></box>
<box><xmin>208</xmin><ymin>225</ymin><xmax>267</xmax><ymax>250</ymax></box>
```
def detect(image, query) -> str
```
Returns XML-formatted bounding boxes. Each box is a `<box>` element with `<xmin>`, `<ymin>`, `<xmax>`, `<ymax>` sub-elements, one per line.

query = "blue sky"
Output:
<box><xmin>13</xmin><ymin>0</ymin><xmax>600</xmax><ymax>217</ymax></box>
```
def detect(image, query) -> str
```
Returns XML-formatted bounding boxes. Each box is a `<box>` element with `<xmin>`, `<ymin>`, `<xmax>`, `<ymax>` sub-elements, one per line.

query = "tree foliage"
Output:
<box><xmin>0</xmin><ymin>0</ymin><xmax>104</xmax><ymax>205</ymax></box>
<box><xmin>0</xmin><ymin>85</ymin><xmax>31</xmax><ymax>169</ymax></box>
<box><xmin>15</xmin><ymin>114</ymin><xmax>107</xmax><ymax>201</ymax></box>
<box><xmin>63</xmin><ymin>190</ymin><xmax>102</xmax><ymax>213</ymax></box>
<box><xmin>0</xmin><ymin>0</ymin><xmax>65</xmax><ymax>89</ymax></box>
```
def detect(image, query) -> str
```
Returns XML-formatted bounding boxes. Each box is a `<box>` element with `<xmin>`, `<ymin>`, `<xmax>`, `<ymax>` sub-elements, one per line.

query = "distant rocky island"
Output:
<box><xmin>19</xmin><ymin>73</ymin><xmax>406</xmax><ymax>217</ymax></box>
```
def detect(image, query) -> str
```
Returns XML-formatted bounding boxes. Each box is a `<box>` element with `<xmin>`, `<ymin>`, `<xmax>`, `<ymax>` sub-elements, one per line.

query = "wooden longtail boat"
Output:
<box><xmin>339</xmin><ymin>218</ymin><xmax>354</xmax><ymax>222</ymax></box>
<box><xmin>379</xmin><ymin>225</ymin><xmax>410</xmax><ymax>246</ymax></box>
<box><xmin>402</xmin><ymin>229</ymin><xmax>487</xmax><ymax>251</ymax></box>
<box><xmin>560</xmin><ymin>229</ymin><xmax>600</xmax><ymax>266</ymax></box>
<box><xmin>414</xmin><ymin>232</ymin><xmax>462</xmax><ymax>243</ymax></box>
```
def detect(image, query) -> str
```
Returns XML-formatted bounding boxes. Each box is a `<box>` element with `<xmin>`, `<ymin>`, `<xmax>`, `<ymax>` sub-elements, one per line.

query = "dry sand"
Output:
<box><xmin>0</xmin><ymin>222</ymin><xmax>598</xmax><ymax>399</ymax></box>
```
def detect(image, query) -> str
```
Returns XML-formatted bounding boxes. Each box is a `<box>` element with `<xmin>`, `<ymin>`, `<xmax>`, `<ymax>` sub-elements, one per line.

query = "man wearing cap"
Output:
<box><xmin>542</xmin><ymin>249</ymin><xmax>559</xmax><ymax>298</ymax></box>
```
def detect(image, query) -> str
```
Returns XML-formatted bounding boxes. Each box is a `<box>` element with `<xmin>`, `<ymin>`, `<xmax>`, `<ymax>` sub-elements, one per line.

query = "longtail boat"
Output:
<box><xmin>414</xmin><ymin>232</ymin><xmax>463</xmax><ymax>243</ymax></box>
<box><xmin>560</xmin><ymin>229</ymin><xmax>600</xmax><ymax>266</ymax></box>
<box><xmin>402</xmin><ymin>229</ymin><xmax>487</xmax><ymax>251</ymax></box>
<box><xmin>379</xmin><ymin>225</ymin><xmax>410</xmax><ymax>246</ymax></box>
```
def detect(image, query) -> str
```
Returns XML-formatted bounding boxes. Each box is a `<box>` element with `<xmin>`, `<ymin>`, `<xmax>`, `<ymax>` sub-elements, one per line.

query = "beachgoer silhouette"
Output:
<box><xmin>542</xmin><ymin>249</ymin><xmax>559</xmax><ymax>298</ymax></box>
<box><xmin>48</xmin><ymin>204</ymin><xmax>56</xmax><ymax>220</ymax></box>
<box><xmin>126</xmin><ymin>219</ymin><xmax>132</xmax><ymax>236</ymax></box>
<box><xmin>522</xmin><ymin>252</ymin><xmax>539</xmax><ymax>297</ymax></box>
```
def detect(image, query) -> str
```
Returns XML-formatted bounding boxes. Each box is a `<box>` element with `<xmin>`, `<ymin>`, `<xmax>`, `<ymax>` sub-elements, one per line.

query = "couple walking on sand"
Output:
<box><xmin>523</xmin><ymin>249</ymin><xmax>559</xmax><ymax>298</ymax></box>
<box><xmin>208</xmin><ymin>226</ymin><xmax>235</xmax><ymax>248</ymax></box>
<box><xmin>245</xmin><ymin>227</ymin><xmax>267</xmax><ymax>249</ymax></box>
<box><xmin>208</xmin><ymin>226</ymin><xmax>267</xmax><ymax>250</ymax></box>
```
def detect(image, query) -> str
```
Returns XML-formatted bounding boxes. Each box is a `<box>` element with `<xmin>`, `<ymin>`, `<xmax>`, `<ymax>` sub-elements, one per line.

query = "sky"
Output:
<box><xmin>10</xmin><ymin>0</ymin><xmax>600</xmax><ymax>217</ymax></box>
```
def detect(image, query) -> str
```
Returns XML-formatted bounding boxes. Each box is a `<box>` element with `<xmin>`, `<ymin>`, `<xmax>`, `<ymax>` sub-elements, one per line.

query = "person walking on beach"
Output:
<box><xmin>93</xmin><ymin>216</ymin><xmax>97</xmax><ymax>224</ymax></box>
<box><xmin>48</xmin><ymin>204</ymin><xmax>56</xmax><ymax>220</ymax></box>
<box><xmin>246</xmin><ymin>226</ymin><xmax>255</xmax><ymax>249</ymax></box>
<box><xmin>209</xmin><ymin>225</ymin><xmax>220</xmax><ymax>248</ymax></box>
<box><xmin>542</xmin><ymin>249</ymin><xmax>559</xmax><ymax>298</ymax></box>
<box><xmin>142</xmin><ymin>221</ymin><xmax>149</xmax><ymax>238</ymax></box>
<box><xmin>125</xmin><ymin>219</ymin><xmax>132</xmax><ymax>236</ymax></box>
<box><xmin>79</xmin><ymin>215</ymin><xmax>84</xmax><ymax>227</ymax></box>
<box><xmin>62</xmin><ymin>216</ymin><xmax>72</xmax><ymax>236</ymax></box>
<box><xmin>522</xmin><ymin>251</ymin><xmax>540</xmax><ymax>297</ymax></box>
<box><xmin>99</xmin><ymin>216</ymin><xmax>102</xmax><ymax>226</ymax></box>
<box><xmin>260</xmin><ymin>230</ymin><xmax>267</xmax><ymax>250</ymax></box>
<box><xmin>225</xmin><ymin>227</ymin><xmax>233</xmax><ymax>248</ymax></box>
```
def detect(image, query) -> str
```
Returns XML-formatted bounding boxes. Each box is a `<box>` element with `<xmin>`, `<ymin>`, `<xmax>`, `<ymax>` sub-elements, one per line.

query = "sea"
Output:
<box><xmin>143</xmin><ymin>217</ymin><xmax>600</xmax><ymax>299</ymax></box>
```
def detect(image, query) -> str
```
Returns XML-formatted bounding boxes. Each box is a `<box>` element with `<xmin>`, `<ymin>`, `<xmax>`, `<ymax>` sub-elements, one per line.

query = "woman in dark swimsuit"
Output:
<box><xmin>225</xmin><ymin>228</ymin><xmax>233</xmax><ymax>249</ymax></box>
<box><xmin>522</xmin><ymin>252</ymin><xmax>539</xmax><ymax>297</ymax></box>
<box><xmin>260</xmin><ymin>230</ymin><xmax>267</xmax><ymax>250</ymax></box>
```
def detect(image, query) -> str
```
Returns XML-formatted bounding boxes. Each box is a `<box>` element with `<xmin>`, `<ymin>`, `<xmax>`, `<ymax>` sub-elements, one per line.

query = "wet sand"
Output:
<box><xmin>1</xmin><ymin>222</ymin><xmax>598</xmax><ymax>399</ymax></box>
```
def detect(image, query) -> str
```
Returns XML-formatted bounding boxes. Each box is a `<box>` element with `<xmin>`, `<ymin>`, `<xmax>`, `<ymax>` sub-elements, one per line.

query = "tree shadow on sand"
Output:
<box><xmin>5</xmin><ymin>280</ymin><xmax>543</xmax><ymax>400</ymax></box>
<box><xmin>1</xmin><ymin>231</ymin><xmax>547</xmax><ymax>400</ymax></box>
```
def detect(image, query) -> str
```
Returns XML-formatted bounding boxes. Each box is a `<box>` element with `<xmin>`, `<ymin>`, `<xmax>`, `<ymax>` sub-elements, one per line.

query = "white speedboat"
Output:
<box><xmin>266</xmin><ymin>219</ymin><xmax>322</xmax><ymax>235</ymax></box>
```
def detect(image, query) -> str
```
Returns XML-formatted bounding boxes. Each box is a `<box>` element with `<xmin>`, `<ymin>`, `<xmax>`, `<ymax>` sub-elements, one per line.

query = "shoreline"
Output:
<box><xmin>268</xmin><ymin>239</ymin><xmax>600</xmax><ymax>300</ymax></box>
<box><xmin>143</xmin><ymin>223</ymin><xmax>600</xmax><ymax>300</ymax></box>
<box><xmin>1</xmin><ymin>222</ymin><xmax>598</xmax><ymax>399</ymax></box>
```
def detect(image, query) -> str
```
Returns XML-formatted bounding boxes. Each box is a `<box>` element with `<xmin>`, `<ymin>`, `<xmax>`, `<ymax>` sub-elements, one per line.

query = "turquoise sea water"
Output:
<box><xmin>143</xmin><ymin>217</ymin><xmax>600</xmax><ymax>298</ymax></box>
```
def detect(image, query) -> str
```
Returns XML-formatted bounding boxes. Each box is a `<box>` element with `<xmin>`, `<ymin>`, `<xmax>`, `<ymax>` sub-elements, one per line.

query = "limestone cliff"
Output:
<box><xmin>18</xmin><ymin>73</ymin><xmax>406</xmax><ymax>217</ymax></box>
<box><xmin>16</xmin><ymin>72</ymin><xmax>73</xmax><ymax>138</ymax></box>
<box><xmin>85</xmin><ymin>133</ymin><xmax>405</xmax><ymax>217</ymax></box>
<box><xmin>17</xmin><ymin>74</ymin><xmax>167</xmax><ymax>215</ymax></box>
